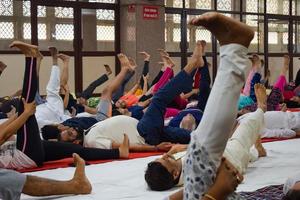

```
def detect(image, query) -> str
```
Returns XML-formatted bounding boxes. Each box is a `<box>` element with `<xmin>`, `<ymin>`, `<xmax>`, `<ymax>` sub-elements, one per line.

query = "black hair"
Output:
<box><xmin>144</xmin><ymin>161</ymin><xmax>179</xmax><ymax>191</ymax></box>
<box><xmin>112</xmin><ymin>109</ymin><xmax>122</xmax><ymax>116</ymax></box>
<box><xmin>41</xmin><ymin>125</ymin><xmax>60</xmax><ymax>140</ymax></box>
<box><xmin>73</xmin><ymin>127</ymin><xmax>84</xmax><ymax>145</ymax></box>
<box><xmin>282</xmin><ymin>190</ymin><xmax>300</xmax><ymax>200</ymax></box>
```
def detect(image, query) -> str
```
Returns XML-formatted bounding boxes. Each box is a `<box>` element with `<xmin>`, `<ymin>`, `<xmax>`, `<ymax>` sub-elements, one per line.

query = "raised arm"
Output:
<box><xmin>0</xmin><ymin>99</ymin><xmax>35</xmax><ymax>145</ymax></box>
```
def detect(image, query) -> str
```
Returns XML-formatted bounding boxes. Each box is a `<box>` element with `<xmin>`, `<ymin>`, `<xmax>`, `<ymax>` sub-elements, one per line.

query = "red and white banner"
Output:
<box><xmin>143</xmin><ymin>6</ymin><xmax>159</xmax><ymax>20</ymax></box>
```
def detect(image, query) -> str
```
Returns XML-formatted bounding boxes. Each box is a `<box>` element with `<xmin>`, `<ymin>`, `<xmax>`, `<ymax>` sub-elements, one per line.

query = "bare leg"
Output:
<box><xmin>22</xmin><ymin>154</ymin><xmax>92</xmax><ymax>196</ymax></box>
<box><xmin>118</xmin><ymin>134</ymin><xmax>129</xmax><ymax>158</ymax></box>
<box><xmin>48</xmin><ymin>47</ymin><xmax>58</xmax><ymax>66</ymax></box>
<box><xmin>281</xmin><ymin>55</ymin><xmax>290</xmax><ymax>76</ymax></box>
<box><xmin>184</xmin><ymin>41</ymin><xmax>204</xmax><ymax>74</ymax></box>
<box><xmin>36</xmin><ymin>51</ymin><xmax>44</xmax><ymax>77</ymax></box>
<box><xmin>101</xmin><ymin>54</ymin><xmax>131</xmax><ymax>99</ymax></box>
<box><xmin>104</xmin><ymin>64</ymin><xmax>112</xmax><ymax>76</ymax></box>
<box><xmin>58</xmin><ymin>53</ymin><xmax>70</xmax><ymax>87</ymax></box>
<box><xmin>254</xmin><ymin>83</ymin><xmax>267</xmax><ymax>157</ymax></box>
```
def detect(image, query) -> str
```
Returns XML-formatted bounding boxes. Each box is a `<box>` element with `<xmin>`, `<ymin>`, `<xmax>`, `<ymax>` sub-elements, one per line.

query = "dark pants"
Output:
<box><xmin>249</xmin><ymin>72</ymin><xmax>261</xmax><ymax>102</ymax></box>
<box><xmin>139</xmin><ymin>61</ymin><xmax>150</xmax><ymax>89</ymax></box>
<box><xmin>17</xmin><ymin>57</ymin><xmax>119</xmax><ymax>167</ymax></box>
<box><xmin>137</xmin><ymin>70</ymin><xmax>193</xmax><ymax>145</ymax></box>
<box><xmin>79</xmin><ymin>74</ymin><xmax>109</xmax><ymax>99</ymax></box>
<box><xmin>112</xmin><ymin>71</ymin><xmax>135</xmax><ymax>102</ymax></box>
<box><xmin>197</xmin><ymin>57</ymin><xmax>211</xmax><ymax>111</ymax></box>
<box><xmin>295</xmin><ymin>68</ymin><xmax>300</xmax><ymax>87</ymax></box>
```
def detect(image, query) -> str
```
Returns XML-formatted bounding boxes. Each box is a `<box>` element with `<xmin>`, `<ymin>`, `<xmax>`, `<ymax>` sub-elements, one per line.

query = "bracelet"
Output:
<box><xmin>154</xmin><ymin>145</ymin><xmax>159</xmax><ymax>151</ymax></box>
<box><xmin>203</xmin><ymin>193</ymin><xmax>217</xmax><ymax>200</ymax></box>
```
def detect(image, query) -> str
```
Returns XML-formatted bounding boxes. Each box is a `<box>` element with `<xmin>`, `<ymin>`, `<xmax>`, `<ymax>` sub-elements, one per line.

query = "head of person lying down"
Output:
<box><xmin>115</xmin><ymin>99</ymin><xmax>127</xmax><ymax>109</ymax></box>
<box><xmin>145</xmin><ymin>153</ymin><xmax>183</xmax><ymax>191</ymax></box>
<box><xmin>283</xmin><ymin>174</ymin><xmax>300</xmax><ymax>200</ymax></box>
<box><xmin>179</xmin><ymin>114</ymin><xmax>196</xmax><ymax>131</ymax></box>
<box><xmin>41</xmin><ymin>125</ymin><xmax>84</xmax><ymax>145</ymax></box>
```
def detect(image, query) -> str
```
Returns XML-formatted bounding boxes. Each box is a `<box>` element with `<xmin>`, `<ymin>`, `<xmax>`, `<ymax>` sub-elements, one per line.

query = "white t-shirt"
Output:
<box><xmin>283</xmin><ymin>173</ymin><xmax>300</xmax><ymax>195</ymax></box>
<box><xmin>0</xmin><ymin>118</ymin><xmax>8</xmax><ymax>125</ymax></box>
<box><xmin>239</xmin><ymin>111</ymin><xmax>300</xmax><ymax>138</ymax></box>
<box><xmin>264</xmin><ymin>111</ymin><xmax>300</xmax><ymax>130</ymax></box>
<box><xmin>84</xmin><ymin>115</ymin><xmax>146</xmax><ymax>149</ymax></box>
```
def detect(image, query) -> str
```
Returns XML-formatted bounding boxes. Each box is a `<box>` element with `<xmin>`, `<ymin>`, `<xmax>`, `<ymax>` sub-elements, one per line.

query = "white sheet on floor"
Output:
<box><xmin>21</xmin><ymin>138</ymin><xmax>300</xmax><ymax>200</ymax></box>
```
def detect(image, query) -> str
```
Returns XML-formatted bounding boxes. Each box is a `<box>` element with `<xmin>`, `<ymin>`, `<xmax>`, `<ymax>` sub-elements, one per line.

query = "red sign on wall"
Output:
<box><xmin>143</xmin><ymin>6</ymin><xmax>159</xmax><ymax>19</ymax></box>
<box><xmin>128</xmin><ymin>4</ymin><xmax>135</xmax><ymax>13</ymax></box>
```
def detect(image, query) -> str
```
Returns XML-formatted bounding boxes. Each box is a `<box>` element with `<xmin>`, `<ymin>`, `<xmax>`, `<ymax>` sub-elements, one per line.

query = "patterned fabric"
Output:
<box><xmin>239</xmin><ymin>184</ymin><xmax>284</xmax><ymax>200</ymax></box>
<box><xmin>244</xmin><ymin>87</ymin><xmax>282</xmax><ymax>112</ymax></box>
<box><xmin>183</xmin><ymin>135</ymin><xmax>245</xmax><ymax>200</ymax></box>
<box><xmin>88</xmin><ymin>97</ymin><xmax>100</xmax><ymax>108</ymax></box>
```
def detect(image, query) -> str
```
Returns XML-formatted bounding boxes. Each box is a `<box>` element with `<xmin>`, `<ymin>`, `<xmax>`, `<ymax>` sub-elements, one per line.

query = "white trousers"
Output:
<box><xmin>224</xmin><ymin>108</ymin><xmax>264</xmax><ymax>174</ymax></box>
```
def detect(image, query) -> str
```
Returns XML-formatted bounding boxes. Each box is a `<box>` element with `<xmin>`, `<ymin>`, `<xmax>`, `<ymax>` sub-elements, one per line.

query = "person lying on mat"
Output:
<box><xmin>39</xmin><ymin>52</ymin><xmax>137</xmax><ymax>140</ymax></box>
<box><xmin>54</xmin><ymin>41</ymin><xmax>208</xmax><ymax>152</ymax></box>
<box><xmin>145</xmin><ymin>84</ymin><xmax>267</xmax><ymax>191</ymax></box>
<box><xmin>34</xmin><ymin>47</ymin><xmax>132</xmax><ymax>132</ymax></box>
<box><xmin>239</xmin><ymin>55</ymin><xmax>289</xmax><ymax>113</ymax></box>
<box><xmin>166</xmin><ymin>12</ymin><xmax>256</xmax><ymax>200</ymax></box>
<box><xmin>283</xmin><ymin>173</ymin><xmax>300</xmax><ymax>200</ymax></box>
<box><xmin>0</xmin><ymin>153</ymin><xmax>92</xmax><ymax>200</ymax></box>
<box><xmin>114</xmin><ymin>50</ymin><xmax>210</xmax><ymax>127</ymax></box>
<box><xmin>238</xmin><ymin>110</ymin><xmax>300</xmax><ymax>139</ymax></box>
<box><xmin>0</xmin><ymin>41</ymin><xmax>129</xmax><ymax>171</ymax></box>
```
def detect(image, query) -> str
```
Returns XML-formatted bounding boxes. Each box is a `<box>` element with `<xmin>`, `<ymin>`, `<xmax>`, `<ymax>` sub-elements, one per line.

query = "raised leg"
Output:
<box><xmin>184</xmin><ymin>12</ymin><xmax>254</xmax><ymax>200</ymax></box>
<box><xmin>137</xmin><ymin>41</ymin><xmax>204</xmax><ymax>145</ymax></box>
<box><xmin>10</xmin><ymin>41</ymin><xmax>45</xmax><ymax>166</ymax></box>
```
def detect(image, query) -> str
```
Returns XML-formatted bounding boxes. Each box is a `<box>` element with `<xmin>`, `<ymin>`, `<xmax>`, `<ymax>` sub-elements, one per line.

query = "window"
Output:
<box><xmin>195</xmin><ymin>29</ymin><xmax>211</xmax><ymax>43</ymax></box>
<box><xmin>217</xmin><ymin>0</ymin><xmax>231</xmax><ymax>11</ymax></box>
<box><xmin>97</xmin><ymin>25</ymin><xmax>115</xmax><ymax>41</ymax></box>
<box><xmin>96</xmin><ymin>9</ymin><xmax>114</xmax><ymax>20</ymax></box>
<box><xmin>268</xmin><ymin>32</ymin><xmax>278</xmax><ymax>44</ymax></box>
<box><xmin>0</xmin><ymin>22</ymin><xmax>14</xmax><ymax>39</ymax></box>
<box><xmin>173</xmin><ymin>28</ymin><xmax>181</xmax><ymax>42</ymax></box>
<box><xmin>0</xmin><ymin>0</ymin><xmax>13</xmax><ymax>16</ymax></box>
<box><xmin>23</xmin><ymin>23</ymin><xmax>47</xmax><ymax>40</ymax></box>
<box><xmin>55</xmin><ymin>24</ymin><xmax>74</xmax><ymax>40</ymax></box>
<box><xmin>55</xmin><ymin>7</ymin><xmax>73</xmax><ymax>18</ymax></box>
<box><xmin>23</xmin><ymin>1</ymin><xmax>46</xmax><ymax>17</ymax></box>
<box><xmin>196</xmin><ymin>0</ymin><xmax>212</xmax><ymax>9</ymax></box>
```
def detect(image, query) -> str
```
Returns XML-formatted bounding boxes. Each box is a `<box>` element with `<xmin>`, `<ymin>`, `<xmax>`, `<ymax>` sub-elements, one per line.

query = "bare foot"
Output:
<box><xmin>162</xmin><ymin>55</ymin><xmax>175</xmax><ymax>68</ymax></box>
<box><xmin>119</xmin><ymin>134</ymin><xmax>129</xmax><ymax>159</ymax></box>
<box><xmin>117</xmin><ymin>54</ymin><xmax>132</xmax><ymax>73</ymax></box>
<box><xmin>250</xmin><ymin>54</ymin><xmax>261</xmax><ymax>69</ymax></box>
<box><xmin>281</xmin><ymin>55</ymin><xmax>290</xmax><ymax>75</ymax></box>
<box><xmin>255</xmin><ymin>137</ymin><xmax>267</xmax><ymax>157</ymax></box>
<box><xmin>139</xmin><ymin>51</ymin><xmax>151</xmax><ymax>61</ymax></box>
<box><xmin>71</xmin><ymin>153</ymin><xmax>92</xmax><ymax>194</ymax></box>
<box><xmin>58</xmin><ymin>53</ymin><xmax>70</xmax><ymax>63</ymax></box>
<box><xmin>254</xmin><ymin>83</ymin><xmax>267</xmax><ymax>112</ymax></box>
<box><xmin>189</xmin><ymin>12</ymin><xmax>254</xmax><ymax>47</ymax></box>
<box><xmin>157</xmin><ymin>49</ymin><xmax>169</xmax><ymax>57</ymax></box>
<box><xmin>0</xmin><ymin>61</ymin><xmax>7</xmax><ymax>72</ymax></box>
<box><xmin>48</xmin><ymin>47</ymin><xmax>58</xmax><ymax>65</ymax></box>
<box><xmin>189</xmin><ymin>40</ymin><xmax>204</xmax><ymax>68</ymax></box>
<box><xmin>200</xmin><ymin>40</ymin><xmax>207</xmax><ymax>54</ymax></box>
<box><xmin>104</xmin><ymin>64</ymin><xmax>112</xmax><ymax>76</ymax></box>
<box><xmin>128</xmin><ymin>57</ymin><xmax>137</xmax><ymax>71</ymax></box>
<box><xmin>9</xmin><ymin>41</ymin><xmax>39</xmax><ymax>57</ymax></box>
<box><xmin>37</xmin><ymin>51</ymin><xmax>44</xmax><ymax>61</ymax></box>
<box><xmin>279</xmin><ymin>103</ymin><xmax>287</xmax><ymax>112</ymax></box>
